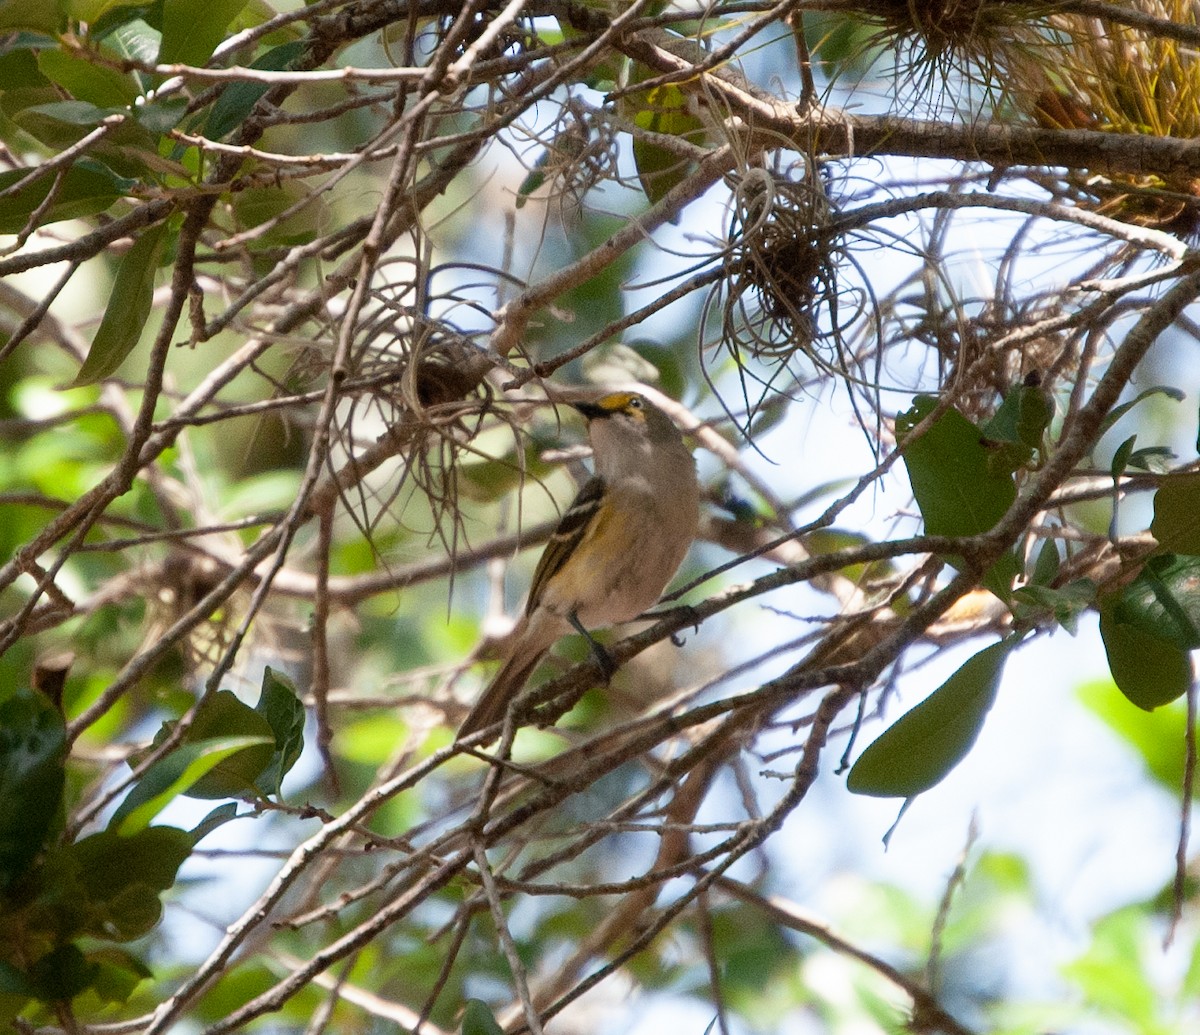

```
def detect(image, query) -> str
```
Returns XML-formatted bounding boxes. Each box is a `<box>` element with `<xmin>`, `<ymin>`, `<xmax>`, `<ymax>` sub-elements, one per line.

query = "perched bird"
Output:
<box><xmin>457</xmin><ymin>391</ymin><xmax>700</xmax><ymax>740</ymax></box>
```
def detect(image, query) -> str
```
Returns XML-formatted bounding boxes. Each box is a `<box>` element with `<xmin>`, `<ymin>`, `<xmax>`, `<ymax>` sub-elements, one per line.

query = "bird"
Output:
<box><xmin>457</xmin><ymin>391</ymin><xmax>700</xmax><ymax>741</ymax></box>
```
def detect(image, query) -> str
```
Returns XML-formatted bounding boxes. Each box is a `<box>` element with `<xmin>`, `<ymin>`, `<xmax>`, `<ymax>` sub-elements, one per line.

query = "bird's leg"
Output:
<box><xmin>567</xmin><ymin>611</ymin><xmax>615</xmax><ymax>681</ymax></box>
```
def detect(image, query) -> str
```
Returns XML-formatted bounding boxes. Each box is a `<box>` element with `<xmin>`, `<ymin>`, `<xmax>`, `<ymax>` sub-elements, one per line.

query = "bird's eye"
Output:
<box><xmin>628</xmin><ymin>396</ymin><xmax>643</xmax><ymax>410</ymax></box>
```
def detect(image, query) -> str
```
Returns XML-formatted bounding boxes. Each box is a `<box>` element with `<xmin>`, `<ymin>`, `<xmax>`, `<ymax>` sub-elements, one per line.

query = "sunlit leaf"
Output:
<box><xmin>626</xmin><ymin>58</ymin><xmax>706</xmax><ymax>208</ymax></box>
<box><xmin>109</xmin><ymin>735</ymin><xmax>273</xmax><ymax>834</ymax></box>
<box><xmin>847</xmin><ymin>640</ymin><xmax>1013</xmax><ymax>798</ymax></box>
<box><xmin>897</xmin><ymin>396</ymin><xmax>1019</xmax><ymax>598</ymax></box>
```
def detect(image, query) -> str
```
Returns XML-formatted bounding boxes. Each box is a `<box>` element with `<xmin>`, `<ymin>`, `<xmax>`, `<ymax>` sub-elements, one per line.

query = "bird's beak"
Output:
<box><xmin>573</xmin><ymin>400</ymin><xmax>608</xmax><ymax>421</ymax></box>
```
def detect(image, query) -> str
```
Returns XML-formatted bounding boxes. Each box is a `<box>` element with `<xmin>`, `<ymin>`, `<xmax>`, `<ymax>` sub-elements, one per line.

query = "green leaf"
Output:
<box><xmin>1099</xmin><ymin>384</ymin><xmax>1184</xmax><ymax>437</ymax></box>
<box><xmin>0</xmin><ymin>0</ymin><xmax>63</xmax><ymax>31</ymax></box>
<box><xmin>1062</xmin><ymin>908</ymin><xmax>1159</xmax><ymax>1025</ymax></box>
<box><xmin>37</xmin><ymin>46</ymin><xmax>139</xmax><ymax>107</ymax></box>
<box><xmin>87</xmin><ymin>948</ymin><xmax>152</xmax><ymax>1004</ymax></box>
<box><xmin>0</xmin><ymin>41</ymin><xmax>51</xmax><ymax>90</ymax></box>
<box><xmin>27</xmin><ymin>945</ymin><xmax>97</xmax><ymax>1003</ymax></box>
<box><xmin>17</xmin><ymin>97</ymin><xmax>122</xmax><ymax>125</ymax></box>
<box><xmin>897</xmin><ymin>396</ymin><xmax>1019</xmax><ymax>598</ymax></box>
<box><xmin>1110</xmin><ymin>434</ymin><xmax>1136</xmax><ymax>479</ymax></box>
<box><xmin>134</xmin><ymin>95</ymin><xmax>187</xmax><ymax>134</ymax></box>
<box><xmin>1010</xmin><ymin>579</ymin><xmax>1095</xmax><ymax>635</ymax></box>
<box><xmin>205</xmin><ymin>39</ymin><xmax>304</xmax><ymax>140</ymax></box>
<box><xmin>66</xmin><ymin>825</ymin><xmax>194</xmax><ymax>939</ymax></box>
<box><xmin>1109</xmin><ymin>553</ymin><xmax>1200</xmax><ymax>652</ymax></box>
<box><xmin>1151</xmin><ymin>471</ymin><xmax>1200</xmax><ymax>554</ymax></box>
<box><xmin>847</xmin><ymin>640</ymin><xmax>1012</xmax><ymax>798</ymax></box>
<box><xmin>1031</xmin><ymin>538</ymin><xmax>1060</xmax><ymax>586</ymax></box>
<box><xmin>0</xmin><ymin>687</ymin><xmax>66</xmax><ymax>888</ymax></box>
<box><xmin>1078</xmin><ymin>679</ymin><xmax>1192</xmax><ymax>793</ymax></box>
<box><xmin>109</xmin><ymin>734</ymin><xmax>273</xmax><ymax>834</ymax></box>
<box><xmin>67</xmin><ymin>0</ymin><xmax>145</xmax><ymax>20</ymax></box>
<box><xmin>173</xmin><ymin>689</ymin><xmax>277</xmax><ymax>798</ymax></box>
<box><xmin>1098</xmin><ymin>603</ymin><xmax>1191</xmax><ymax>711</ymax></box>
<box><xmin>254</xmin><ymin>668</ymin><xmax>305</xmax><ymax>797</ymax></box>
<box><xmin>159</xmin><ymin>0</ymin><xmax>250</xmax><ymax>66</ymax></box>
<box><xmin>72</xmin><ymin>220</ymin><xmax>168</xmax><ymax>386</ymax></box>
<box><xmin>461</xmin><ymin>999</ymin><xmax>506</xmax><ymax>1035</ymax></box>
<box><xmin>1126</xmin><ymin>445</ymin><xmax>1174</xmax><ymax>473</ymax></box>
<box><xmin>191</xmin><ymin>801</ymin><xmax>239</xmax><ymax>842</ymax></box>
<box><xmin>626</xmin><ymin>58</ymin><xmax>705</xmax><ymax>208</ymax></box>
<box><xmin>0</xmin><ymin>160</ymin><xmax>126</xmax><ymax>233</ymax></box>
<box><xmin>981</xmin><ymin>379</ymin><xmax>1053</xmax><ymax>454</ymax></box>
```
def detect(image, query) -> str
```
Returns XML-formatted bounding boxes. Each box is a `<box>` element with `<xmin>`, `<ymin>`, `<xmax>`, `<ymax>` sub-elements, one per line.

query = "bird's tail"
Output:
<box><xmin>456</xmin><ymin>617</ymin><xmax>559</xmax><ymax>741</ymax></box>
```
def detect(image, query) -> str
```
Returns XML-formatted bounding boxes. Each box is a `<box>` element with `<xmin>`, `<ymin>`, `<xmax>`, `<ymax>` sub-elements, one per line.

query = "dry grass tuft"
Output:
<box><xmin>1012</xmin><ymin>0</ymin><xmax>1200</xmax><ymax>233</ymax></box>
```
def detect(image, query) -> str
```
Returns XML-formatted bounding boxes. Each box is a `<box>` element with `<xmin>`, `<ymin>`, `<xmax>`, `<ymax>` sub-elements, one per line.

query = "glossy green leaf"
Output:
<box><xmin>159</xmin><ymin>0</ymin><xmax>250</xmax><ymax>66</ymax></box>
<box><xmin>1151</xmin><ymin>471</ymin><xmax>1200</xmax><ymax>554</ymax></box>
<box><xmin>897</xmin><ymin>396</ymin><xmax>1019</xmax><ymax>598</ymax></box>
<box><xmin>17</xmin><ymin>97</ymin><xmax>121</xmax><ymax>125</ymax></box>
<box><xmin>461</xmin><ymin>999</ymin><xmax>506</xmax><ymax>1035</ymax></box>
<box><xmin>847</xmin><ymin>640</ymin><xmax>1012</xmax><ymax>798</ymax></box>
<box><xmin>101</xmin><ymin>11</ymin><xmax>161</xmax><ymax>62</ymax></box>
<box><xmin>0</xmin><ymin>160</ymin><xmax>125</xmax><ymax>233</ymax></box>
<box><xmin>1098</xmin><ymin>604</ymin><xmax>1191</xmax><ymax>711</ymax></box>
<box><xmin>254</xmin><ymin>668</ymin><xmax>305</xmax><ymax>797</ymax></box>
<box><xmin>72</xmin><ymin>220</ymin><xmax>168</xmax><ymax>386</ymax></box>
<box><xmin>1109</xmin><ymin>553</ymin><xmax>1200</xmax><ymax>651</ymax></box>
<box><xmin>0</xmin><ymin>687</ymin><xmax>66</xmax><ymax>889</ymax></box>
<box><xmin>164</xmin><ymin>688</ymin><xmax>277</xmax><ymax>798</ymax></box>
<box><xmin>109</xmin><ymin>734</ymin><xmax>273</xmax><ymax>834</ymax></box>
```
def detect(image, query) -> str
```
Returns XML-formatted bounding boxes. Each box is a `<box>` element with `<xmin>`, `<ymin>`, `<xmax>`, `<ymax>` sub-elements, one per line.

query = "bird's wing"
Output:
<box><xmin>524</xmin><ymin>475</ymin><xmax>605</xmax><ymax>617</ymax></box>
